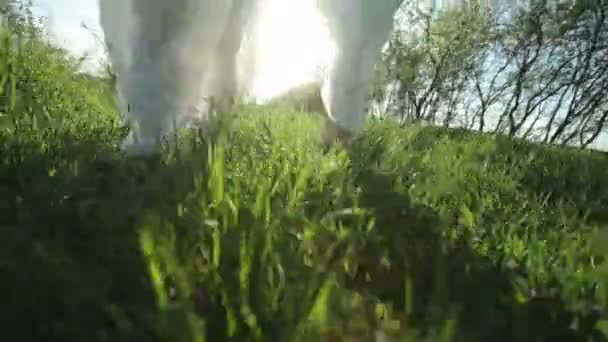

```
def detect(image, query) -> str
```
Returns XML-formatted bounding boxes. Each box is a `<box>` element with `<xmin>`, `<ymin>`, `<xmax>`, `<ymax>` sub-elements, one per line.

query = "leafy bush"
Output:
<box><xmin>0</xmin><ymin>14</ymin><xmax>117</xmax><ymax>131</ymax></box>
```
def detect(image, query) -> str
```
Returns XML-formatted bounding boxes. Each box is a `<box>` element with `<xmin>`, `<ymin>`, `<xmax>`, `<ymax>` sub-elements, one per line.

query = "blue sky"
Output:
<box><xmin>31</xmin><ymin>0</ymin><xmax>104</xmax><ymax>71</ymax></box>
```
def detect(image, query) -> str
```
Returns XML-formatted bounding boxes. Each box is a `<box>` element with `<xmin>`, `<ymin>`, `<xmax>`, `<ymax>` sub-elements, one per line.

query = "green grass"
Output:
<box><xmin>2</xmin><ymin>17</ymin><xmax>608</xmax><ymax>342</ymax></box>
<box><xmin>2</xmin><ymin>110</ymin><xmax>608</xmax><ymax>341</ymax></box>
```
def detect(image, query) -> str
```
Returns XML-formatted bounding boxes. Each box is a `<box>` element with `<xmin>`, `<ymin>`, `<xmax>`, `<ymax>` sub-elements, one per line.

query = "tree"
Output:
<box><xmin>374</xmin><ymin>0</ymin><xmax>608</xmax><ymax>149</ymax></box>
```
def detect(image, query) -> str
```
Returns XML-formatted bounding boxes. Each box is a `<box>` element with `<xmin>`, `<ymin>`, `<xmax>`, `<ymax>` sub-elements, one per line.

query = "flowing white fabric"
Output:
<box><xmin>98</xmin><ymin>0</ymin><xmax>402</xmax><ymax>156</ymax></box>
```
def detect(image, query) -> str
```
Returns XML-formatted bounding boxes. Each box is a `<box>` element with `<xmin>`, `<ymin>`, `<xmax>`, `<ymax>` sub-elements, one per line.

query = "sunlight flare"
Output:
<box><xmin>248</xmin><ymin>0</ymin><xmax>335</xmax><ymax>102</ymax></box>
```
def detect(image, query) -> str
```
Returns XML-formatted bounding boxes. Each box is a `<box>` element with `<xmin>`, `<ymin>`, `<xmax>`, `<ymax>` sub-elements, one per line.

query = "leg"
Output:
<box><xmin>98</xmin><ymin>0</ymin><xmax>133</xmax><ymax>133</ymax></box>
<box><xmin>99</xmin><ymin>0</ymin><xmax>237</xmax><ymax>156</ymax></box>
<box><xmin>204</xmin><ymin>0</ymin><xmax>261</xmax><ymax>113</ymax></box>
<box><xmin>109</xmin><ymin>0</ymin><xmax>197</xmax><ymax>155</ymax></box>
<box><xmin>318</xmin><ymin>0</ymin><xmax>401</xmax><ymax>145</ymax></box>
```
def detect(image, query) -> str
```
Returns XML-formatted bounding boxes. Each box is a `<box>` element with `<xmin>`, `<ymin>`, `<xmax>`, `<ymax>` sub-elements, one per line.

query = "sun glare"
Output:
<box><xmin>249</xmin><ymin>0</ymin><xmax>335</xmax><ymax>102</ymax></box>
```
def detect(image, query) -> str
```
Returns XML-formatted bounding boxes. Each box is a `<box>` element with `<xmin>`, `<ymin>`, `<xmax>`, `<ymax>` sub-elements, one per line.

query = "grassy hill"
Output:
<box><xmin>2</xmin><ymin>17</ymin><xmax>608</xmax><ymax>342</ymax></box>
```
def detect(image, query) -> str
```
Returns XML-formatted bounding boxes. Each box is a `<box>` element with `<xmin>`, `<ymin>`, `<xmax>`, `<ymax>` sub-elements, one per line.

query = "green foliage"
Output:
<box><xmin>0</xmin><ymin>16</ymin><xmax>118</xmax><ymax>131</ymax></box>
<box><xmin>3</xmin><ymin>108</ymin><xmax>608</xmax><ymax>341</ymax></box>
<box><xmin>264</xmin><ymin>82</ymin><xmax>325</xmax><ymax>115</ymax></box>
